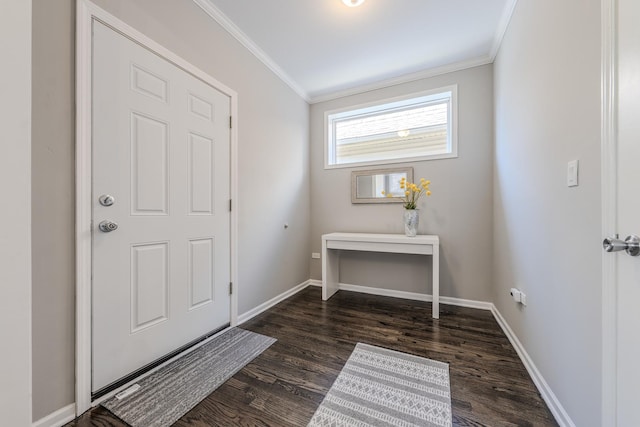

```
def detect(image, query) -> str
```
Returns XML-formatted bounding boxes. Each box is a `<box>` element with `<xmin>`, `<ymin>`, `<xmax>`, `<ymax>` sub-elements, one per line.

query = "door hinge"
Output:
<box><xmin>229</xmin><ymin>199</ymin><xmax>232</xmax><ymax>212</ymax></box>
<box><xmin>229</xmin><ymin>116</ymin><xmax>232</xmax><ymax>129</ymax></box>
<box><xmin>229</xmin><ymin>282</ymin><xmax>233</xmax><ymax>295</ymax></box>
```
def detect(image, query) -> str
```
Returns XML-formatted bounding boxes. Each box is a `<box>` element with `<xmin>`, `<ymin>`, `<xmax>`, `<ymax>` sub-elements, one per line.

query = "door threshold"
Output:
<box><xmin>91</xmin><ymin>323</ymin><xmax>231</xmax><ymax>401</ymax></box>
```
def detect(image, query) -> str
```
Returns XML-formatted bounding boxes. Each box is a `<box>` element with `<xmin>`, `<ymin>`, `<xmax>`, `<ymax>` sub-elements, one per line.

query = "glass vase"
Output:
<box><xmin>404</xmin><ymin>209</ymin><xmax>419</xmax><ymax>237</ymax></box>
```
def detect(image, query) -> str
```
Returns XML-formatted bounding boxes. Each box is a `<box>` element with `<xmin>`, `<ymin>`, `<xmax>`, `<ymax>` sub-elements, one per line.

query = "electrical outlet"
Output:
<box><xmin>510</xmin><ymin>288</ymin><xmax>527</xmax><ymax>306</ymax></box>
<box><xmin>311</xmin><ymin>252</ymin><xmax>320</xmax><ymax>259</ymax></box>
<box><xmin>510</xmin><ymin>288</ymin><xmax>522</xmax><ymax>303</ymax></box>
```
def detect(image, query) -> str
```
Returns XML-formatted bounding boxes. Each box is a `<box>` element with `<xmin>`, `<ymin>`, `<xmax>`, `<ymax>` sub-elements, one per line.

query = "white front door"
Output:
<box><xmin>91</xmin><ymin>21</ymin><xmax>231</xmax><ymax>392</ymax></box>
<box><xmin>613</xmin><ymin>0</ymin><xmax>640</xmax><ymax>423</ymax></box>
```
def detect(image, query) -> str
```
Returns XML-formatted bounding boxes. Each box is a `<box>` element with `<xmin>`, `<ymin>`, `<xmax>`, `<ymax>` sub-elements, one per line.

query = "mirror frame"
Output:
<box><xmin>351</xmin><ymin>167</ymin><xmax>414</xmax><ymax>204</ymax></box>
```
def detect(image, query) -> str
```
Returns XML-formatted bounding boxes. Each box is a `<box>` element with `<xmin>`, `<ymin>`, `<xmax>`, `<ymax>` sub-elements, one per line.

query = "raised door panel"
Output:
<box><xmin>188</xmin><ymin>133</ymin><xmax>215</xmax><ymax>215</ymax></box>
<box><xmin>130</xmin><ymin>113</ymin><xmax>169</xmax><ymax>215</ymax></box>
<box><xmin>189</xmin><ymin>238</ymin><xmax>215</xmax><ymax>310</ymax></box>
<box><xmin>130</xmin><ymin>64</ymin><xmax>168</xmax><ymax>103</ymax></box>
<box><xmin>130</xmin><ymin>242</ymin><xmax>169</xmax><ymax>332</ymax></box>
<box><xmin>188</xmin><ymin>93</ymin><xmax>214</xmax><ymax>122</ymax></box>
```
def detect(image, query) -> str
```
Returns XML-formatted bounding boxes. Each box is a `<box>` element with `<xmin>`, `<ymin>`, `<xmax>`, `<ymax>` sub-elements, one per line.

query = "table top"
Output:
<box><xmin>322</xmin><ymin>232</ymin><xmax>439</xmax><ymax>245</ymax></box>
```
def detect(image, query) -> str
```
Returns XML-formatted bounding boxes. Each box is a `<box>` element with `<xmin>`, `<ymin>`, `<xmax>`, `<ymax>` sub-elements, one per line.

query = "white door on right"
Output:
<box><xmin>615</xmin><ymin>0</ymin><xmax>640</xmax><ymax>423</ymax></box>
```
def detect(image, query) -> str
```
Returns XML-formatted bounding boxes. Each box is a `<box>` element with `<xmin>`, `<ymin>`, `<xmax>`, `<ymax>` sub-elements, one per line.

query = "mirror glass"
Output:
<box><xmin>351</xmin><ymin>167</ymin><xmax>413</xmax><ymax>204</ymax></box>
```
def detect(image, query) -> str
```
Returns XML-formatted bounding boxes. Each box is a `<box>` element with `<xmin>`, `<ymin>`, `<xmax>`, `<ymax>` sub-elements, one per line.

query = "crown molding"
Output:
<box><xmin>490</xmin><ymin>0</ymin><xmax>518</xmax><ymax>60</ymax></box>
<box><xmin>193</xmin><ymin>0</ymin><xmax>517</xmax><ymax>105</ymax></box>
<box><xmin>309</xmin><ymin>55</ymin><xmax>492</xmax><ymax>104</ymax></box>
<box><xmin>192</xmin><ymin>0</ymin><xmax>310</xmax><ymax>102</ymax></box>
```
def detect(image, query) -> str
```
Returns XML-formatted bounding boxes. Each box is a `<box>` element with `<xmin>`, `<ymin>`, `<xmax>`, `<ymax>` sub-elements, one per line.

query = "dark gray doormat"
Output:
<box><xmin>308</xmin><ymin>343</ymin><xmax>452</xmax><ymax>427</ymax></box>
<box><xmin>102</xmin><ymin>327</ymin><xmax>276</xmax><ymax>427</ymax></box>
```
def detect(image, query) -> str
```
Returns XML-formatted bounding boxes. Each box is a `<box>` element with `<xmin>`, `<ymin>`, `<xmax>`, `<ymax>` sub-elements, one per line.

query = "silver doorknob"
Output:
<box><xmin>99</xmin><ymin>220</ymin><xmax>118</xmax><ymax>232</ymax></box>
<box><xmin>603</xmin><ymin>234</ymin><xmax>640</xmax><ymax>256</ymax></box>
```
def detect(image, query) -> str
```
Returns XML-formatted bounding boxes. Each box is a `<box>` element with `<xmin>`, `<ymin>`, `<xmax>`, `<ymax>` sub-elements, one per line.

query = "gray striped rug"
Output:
<box><xmin>102</xmin><ymin>328</ymin><xmax>276</xmax><ymax>427</ymax></box>
<box><xmin>308</xmin><ymin>343</ymin><xmax>452</xmax><ymax>427</ymax></box>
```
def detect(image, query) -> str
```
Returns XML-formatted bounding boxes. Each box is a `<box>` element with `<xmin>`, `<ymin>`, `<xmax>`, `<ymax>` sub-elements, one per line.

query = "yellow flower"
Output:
<box><xmin>396</xmin><ymin>177</ymin><xmax>433</xmax><ymax>208</ymax></box>
<box><xmin>386</xmin><ymin>193</ymin><xmax>393</xmax><ymax>198</ymax></box>
<box><xmin>381</xmin><ymin>190</ymin><xmax>386</xmax><ymax>195</ymax></box>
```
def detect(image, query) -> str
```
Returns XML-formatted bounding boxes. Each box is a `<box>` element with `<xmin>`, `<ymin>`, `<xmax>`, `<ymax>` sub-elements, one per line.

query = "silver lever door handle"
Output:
<box><xmin>99</xmin><ymin>220</ymin><xmax>118</xmax><ymax>233</ymax></box>
<box><xmin>603</xmin><ymin>235</ymin><xmax>640</xmax><ymax>256</ymax></box>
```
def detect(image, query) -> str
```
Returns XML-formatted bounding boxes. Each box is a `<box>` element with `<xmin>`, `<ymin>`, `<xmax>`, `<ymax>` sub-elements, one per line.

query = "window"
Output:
<box><xmin>325</xmin><ymin>86</ymin><xmax>457</xmax><ymax>168</ymax></box>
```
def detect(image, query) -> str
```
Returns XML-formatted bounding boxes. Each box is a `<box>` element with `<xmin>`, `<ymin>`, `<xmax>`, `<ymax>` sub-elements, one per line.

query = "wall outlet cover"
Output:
<box><xmin>510</xmin><ymin>288</ymin><xmax>522</xmax><ymax>302</ymax></box>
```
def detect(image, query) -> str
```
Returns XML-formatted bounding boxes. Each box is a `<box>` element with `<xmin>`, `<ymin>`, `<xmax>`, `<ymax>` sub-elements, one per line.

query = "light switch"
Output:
<box><xmin>567</xmin><ymin>160</ymin><xmax>579</xmax><ymax>187</ymax></box>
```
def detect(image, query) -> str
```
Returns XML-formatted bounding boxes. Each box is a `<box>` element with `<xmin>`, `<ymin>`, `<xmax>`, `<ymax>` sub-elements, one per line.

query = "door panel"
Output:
<box><xmin>130</xmin><ymin>242</ymin><xmax>169</xmax><ymax>332</ymax></box>
<box><xmin>616</xmin><ymin>0</ymin><xmax>640</xmax><ymax>424</ymax></box>
<box><xmin>188</xmin><ymin>133</ymin><xmax>215</xmax><ymax>215</ymax></box>
<box><xmin>130</xmin><ymin>113</ymin><xmax>169</xmax><ymax>215</ymax></box>
<box><xmin>188</xmin><ymin>238</ymin><xmax>215</xmax><ymax>309</ymax></box>
<box><xmin>91</xmin><ymin>21</ymin><xmax>231</xmax><ymax>392</ymax></box>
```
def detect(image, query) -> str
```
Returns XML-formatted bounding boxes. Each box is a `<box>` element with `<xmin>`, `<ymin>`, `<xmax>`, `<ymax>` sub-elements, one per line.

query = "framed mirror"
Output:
<box><xmin>351</xmin><ymin>167</ymin><xmax>413</xmax><ymax>204</ymax></box>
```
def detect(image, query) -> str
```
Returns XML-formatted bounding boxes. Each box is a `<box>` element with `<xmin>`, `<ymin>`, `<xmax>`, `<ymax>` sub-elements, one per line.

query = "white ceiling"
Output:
<box><xmin>196</xmin><ymin>0</ymin><xmax>516</xmax><ymax>102</ymax></box>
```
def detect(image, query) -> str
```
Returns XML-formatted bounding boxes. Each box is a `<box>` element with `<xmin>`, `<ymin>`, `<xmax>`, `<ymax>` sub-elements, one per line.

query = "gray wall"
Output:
<box><xmin>31</xmin><ymin>0</ymin><xmax>310</xmax><ymax>420</ymax></box>
<box><xmin>1</xmin><ymin>0</ymin><xmax>33</xmax><ymax>424</ymax></box>
<box><xmin>310</xmin><ymin>65</ymin><xmax>494</xmax><ymax>302</ymax></box>
<box><xmin>31</xmin><ymin>0</ymin><xmax>76</xmax><ymax>419</ymax></box>
<box><xmin>493</xmin><ymin>1</ymin><xmax>601</xmax><ymax>426</ymax></box>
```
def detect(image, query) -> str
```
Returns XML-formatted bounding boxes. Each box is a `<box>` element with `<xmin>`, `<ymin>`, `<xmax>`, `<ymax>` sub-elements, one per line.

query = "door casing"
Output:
<box><xmin>601</xmin><ymin>0</ymin><xmax>617</xmax><ymax>425</ymax></box>
<box><xmin>75</xmin><ymin>0</ymin><xmax>239</xmax><ymax>415</ymax></box>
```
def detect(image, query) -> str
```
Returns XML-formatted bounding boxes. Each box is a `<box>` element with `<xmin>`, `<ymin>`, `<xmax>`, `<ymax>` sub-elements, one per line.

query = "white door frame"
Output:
<box><xmin>601</xmin><ymin>0</ymin><xmax>617</xmax><ymax>425</ymax></box>
<box><xmin>75</xmin><ymin>0</ymin><xmax>239</xmax><ymax>415</ymax></box>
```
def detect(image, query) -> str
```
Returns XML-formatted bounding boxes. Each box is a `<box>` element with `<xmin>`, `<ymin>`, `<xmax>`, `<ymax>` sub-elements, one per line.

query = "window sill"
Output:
<box><xmin>323</xmin><ymin>152</ymin><xmax>458</xmax><ymax>170</ymax></box>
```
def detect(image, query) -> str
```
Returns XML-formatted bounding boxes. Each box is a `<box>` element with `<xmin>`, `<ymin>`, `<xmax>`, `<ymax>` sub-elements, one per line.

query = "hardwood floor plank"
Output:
<box><xmin>65</xmin><ymin>287</ymin><xmax>558</xmax><ymax>426</ymax></box>
<box><xmin>65</xmin><ymin>407</ymin><xmax>128</xmax><ymax>427</ymax></box>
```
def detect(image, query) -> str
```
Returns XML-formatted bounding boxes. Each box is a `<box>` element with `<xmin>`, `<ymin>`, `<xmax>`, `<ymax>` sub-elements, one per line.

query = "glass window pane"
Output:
<box><xmin>327</xmin><ymin>89</ymin><xmax>455</xmax><ymax>167</ymax></box>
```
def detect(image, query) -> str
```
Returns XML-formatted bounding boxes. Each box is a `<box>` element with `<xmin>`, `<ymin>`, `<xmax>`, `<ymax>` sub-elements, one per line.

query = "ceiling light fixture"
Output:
<box><xmin>342</xmin><ymin>0</ymin><xmax>365</xmax><ymax>7</ymax></box>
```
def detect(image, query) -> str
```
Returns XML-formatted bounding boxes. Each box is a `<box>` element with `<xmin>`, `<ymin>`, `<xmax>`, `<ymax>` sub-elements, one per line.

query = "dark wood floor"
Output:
<box><xmin>67</xmin><ymin>287</ymin><xmax>558</xmax><ymax>426</ymax></box>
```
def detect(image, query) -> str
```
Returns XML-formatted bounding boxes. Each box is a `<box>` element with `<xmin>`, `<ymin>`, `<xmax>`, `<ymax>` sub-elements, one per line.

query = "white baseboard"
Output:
<box><xmin>308</xmin><ymin>280</ymin><xmax>493</xmax><ymax>311</ymax></box>
<box><xmin>238</xmin><ymin>279</ymin><xmax>312</xmax><ymax>324</ymax></box>
<box><xmin>491</xmin><ymin>306</ymin><xmax>575</xmax><ymax>427</ymax></box>
<box><xmin>32</xmin><ymin>403</ymin><xmax>76</xmax><ymax>427</ymax></box>
<box><xmin>439</xmin><ymin>295</ymin><xmax>493</xmax><ymax>311</ymax></box>
<box><xmin>340</xmin><ymin>282</ymin><xmax>433</xmax><ymax>302</ymax></box>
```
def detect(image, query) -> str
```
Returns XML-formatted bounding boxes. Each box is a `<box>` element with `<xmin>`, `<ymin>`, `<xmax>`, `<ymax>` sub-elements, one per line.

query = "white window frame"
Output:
<box><xmin>324</xmin><ymin>85</ymin><xmax>458</xmax><ymax>169</ymax></box>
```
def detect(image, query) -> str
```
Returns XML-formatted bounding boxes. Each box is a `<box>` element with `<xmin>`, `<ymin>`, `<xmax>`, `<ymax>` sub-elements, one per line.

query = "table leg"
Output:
<box><xmin>322</xmin><ymin>241</ymin><xmax>340</xmax><ymax>300</ymax></box>
<box><xmin>432</xmin><ymin>244</ymin><xmax>439</xmax><ymax>319</ymax></box>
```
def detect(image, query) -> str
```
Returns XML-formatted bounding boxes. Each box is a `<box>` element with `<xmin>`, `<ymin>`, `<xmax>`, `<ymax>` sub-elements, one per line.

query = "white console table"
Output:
<box><xmin>321</xmin><ymin>232</ymin><xmax>440</xmax><ymax>319</ymax></box>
